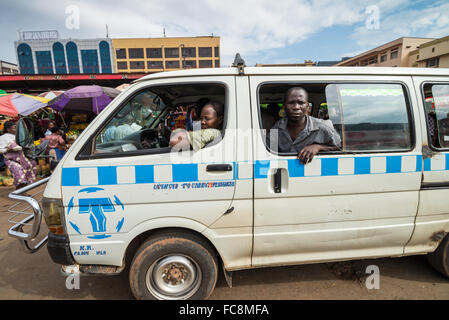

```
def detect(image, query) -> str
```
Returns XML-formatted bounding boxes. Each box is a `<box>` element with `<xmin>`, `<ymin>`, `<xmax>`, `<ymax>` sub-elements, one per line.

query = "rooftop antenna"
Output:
<box><xmin>106</xmin><ymin>24</ymin><xmax>109</xmax><ymax>38</ymax></box>
<box><xmin>163</xmin><ymin>28</ymin><xmax>166</xmax><ymax>37</ymax></box>
<box><xmin>232</xmin><ymin>53</ymin><xmax>246</xmax><ymax>76</ymax></box>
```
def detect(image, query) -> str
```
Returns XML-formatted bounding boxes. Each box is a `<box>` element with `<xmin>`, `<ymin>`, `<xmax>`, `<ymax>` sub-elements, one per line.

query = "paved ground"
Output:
<box><xmin>1</xmin><ymin>185</ymin><xmax>449</xmax><ymax>300</ymax></box>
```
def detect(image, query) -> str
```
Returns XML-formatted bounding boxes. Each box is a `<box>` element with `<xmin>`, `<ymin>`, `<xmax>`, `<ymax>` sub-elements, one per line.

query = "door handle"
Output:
<box><xmin>274</xmin><ymin>168</ymin><xmax>282</xmax><ymax>193</ymax></box>
<box><xmin>206</xmin><ymin>164</ymin><xmax>233</xmax><ymax>172</ymax></box>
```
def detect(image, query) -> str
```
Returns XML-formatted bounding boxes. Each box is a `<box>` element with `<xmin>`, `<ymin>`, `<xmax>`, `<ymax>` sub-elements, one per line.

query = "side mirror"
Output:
<box><xmin>50</xmin><ymin>159</ymin><xmax>59</xmax><ymax>171</ymax></box>
<box><xmin>16</xmin><ymin>117</ymin><xmax>34</xmax><ymax>149</ymax></box>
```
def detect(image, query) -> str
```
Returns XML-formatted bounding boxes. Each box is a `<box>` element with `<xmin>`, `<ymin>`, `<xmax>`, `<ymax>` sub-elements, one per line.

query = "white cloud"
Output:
<box><xmin>350</xmin><ymin>1</ymin><xmax>449</xmax><ymax>48</ymax></box>
<box><xmin>6</xmin><ymin>0</ymin><xmax>377</xmax><ymax>65</ymax></box>
<box><xmin>3</xmin><ymin>0</ymin><xmax>448</xmax><ymax>66</ymax></box>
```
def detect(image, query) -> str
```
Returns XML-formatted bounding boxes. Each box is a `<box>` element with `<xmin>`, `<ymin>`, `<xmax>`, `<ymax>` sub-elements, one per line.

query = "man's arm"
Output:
<box><xmin>297</xmin><ymin>144</ymin><xmax>339</xmax><ymax>164</ymax></box>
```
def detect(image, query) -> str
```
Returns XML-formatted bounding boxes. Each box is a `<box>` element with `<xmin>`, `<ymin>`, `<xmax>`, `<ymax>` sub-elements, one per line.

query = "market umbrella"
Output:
<box><xmin>39</xmin><ymin>90</ymin><xmax>65</xmax><ymax>100</ymax></box>
<box><xmin>47</xmin><ymin>85</ymin><xmax>120</xmax><ymax>114</ymax></box>
<box><xmin>0</xmin><ymin>93</ymin><xmax>50</xmax><ymax>116</ymax></box>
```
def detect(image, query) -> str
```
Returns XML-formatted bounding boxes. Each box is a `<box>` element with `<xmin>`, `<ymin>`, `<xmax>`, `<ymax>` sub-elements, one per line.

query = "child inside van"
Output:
<box><xmin>169</xmin><ymin>128</ymin><xmax>221</xmax><ymax>151</ymax></box>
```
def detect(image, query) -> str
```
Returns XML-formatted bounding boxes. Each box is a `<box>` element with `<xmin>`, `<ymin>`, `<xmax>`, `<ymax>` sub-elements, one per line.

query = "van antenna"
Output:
<box><xmin>232</xmin><ymin>53</ymin><xmax>246</xmax><ymax>76</ymax></box>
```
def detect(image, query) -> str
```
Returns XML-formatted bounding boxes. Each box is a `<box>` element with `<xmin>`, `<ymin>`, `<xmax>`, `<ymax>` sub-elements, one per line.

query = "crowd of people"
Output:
<box><xmin>0</xmin><ymin>119</ymin><xmax>71</xmax><ymax>189</ymax></box>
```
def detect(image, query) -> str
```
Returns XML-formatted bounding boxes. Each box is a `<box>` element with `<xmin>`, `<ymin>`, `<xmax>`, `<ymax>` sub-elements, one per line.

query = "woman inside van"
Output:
<box><xmin>169</xmin><ymin>100</ymin><xmax>224</xmax><ymax>151</ymax></box>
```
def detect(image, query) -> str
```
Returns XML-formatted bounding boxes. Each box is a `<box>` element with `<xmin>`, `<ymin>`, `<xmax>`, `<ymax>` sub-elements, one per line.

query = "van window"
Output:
<box><xmin>423</xmin><ymin>83</ymin><xmax>449</xmax><ymax>149</ymax></box>
<box><xmin>90</xmin><ymin>83</ymin><xmax>226</xmax><ymax>156</ymax></box>
<box><xmin>259</xmin><ymin>83</ymin><xmax>412</xmax><ymax>154</ymax></box>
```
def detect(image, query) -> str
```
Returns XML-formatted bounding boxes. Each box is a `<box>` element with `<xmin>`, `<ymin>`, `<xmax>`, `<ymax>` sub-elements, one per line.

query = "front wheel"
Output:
<box><xmin>129</xmin><ymin>232</ymin><xmax>218</xmax><ymax>300</ymax></box>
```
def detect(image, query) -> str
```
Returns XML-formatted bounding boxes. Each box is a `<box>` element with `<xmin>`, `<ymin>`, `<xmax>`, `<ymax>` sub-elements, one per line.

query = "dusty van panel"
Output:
<box><xmin>250</xmin><ymin>75</ymin><xmax>422</xmax><ymax>267</ymax></box>
<box><xmin>405</xmin><ymin>76</ymin><xmax>449</xmax><ymax>254</ymax></box>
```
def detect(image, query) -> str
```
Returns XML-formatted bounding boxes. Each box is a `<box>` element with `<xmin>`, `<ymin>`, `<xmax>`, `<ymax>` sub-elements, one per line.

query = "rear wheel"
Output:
<box><xmin>129</xmin><ymin>232</ymin><xmax>218</xmax><ymax>300</ymax></box>
<box><xmin>427</xmin><ymin>234</ymin><xmax>449</xmax><ymax>278</ymax></box>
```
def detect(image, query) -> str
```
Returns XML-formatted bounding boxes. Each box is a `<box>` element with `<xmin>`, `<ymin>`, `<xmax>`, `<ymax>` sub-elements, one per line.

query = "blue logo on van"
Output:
<box><xmin>67</xmin><ymin>187</ymin><xmax>125</xmax><ymax>239</ymax></box>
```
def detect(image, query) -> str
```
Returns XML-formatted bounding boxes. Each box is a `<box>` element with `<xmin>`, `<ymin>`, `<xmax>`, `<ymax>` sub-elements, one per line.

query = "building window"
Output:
<box><xmin>368</xmin><ymin>56</ymin><xmax>378</xmax><ymax>65</ymax></box>
<box><xmin>129</xmin><ymin>48</ymin><xmax>144</xmax><ymax>59</ymax></box>
<box><xmin>35</xmin><ymin>51</ymin><xmax>53</xmax><ymax>74</ymax></box>
<box><xmin>165</xmin><ymin>60</ymin><xmax>180</xmax><ymax>69</ymax></box>
<box><xmin>81</xmin><ymin>49</ymin><xmax>99</xmax><ymax>73</ymax></box>
<box><xmin>130</xmin><ymin>61</ymin><xmax>145</xmax><ymax>69</ymax></box>
<box><xmin>164</xmin><ymin>48</ymin><xmax>179</xmax><ymax>58</ymax></box>
<box><xmin>432</xmin><ymin>47</ymin><xmax>435</xmax><ymax>53</ymax></box>
<box><xmin>390</xmin><ymin>48</ymin><xmax>399</xmax><ymax>60</ymax></box>
<box><xmin>214</xmin><ymin>47</ymin><xmax>219</xmax><ymax>57</ymax></box>
<box><xmin>52</xmin><ymin>42</ymin><xmax>67</xmax><ymax>74</ymax></box>
<box><xmin>17</xmin><ymin>43</ymin><xmax>34</xmax><ymax>74</ymax></box>
<box><xmin>380</xmin><ymin>53</ymin><xmax>387</xmax><ymax>62</ymax></box>
<box><xmin>117</xmin><ymin>61</ymin><xmax>128</xmax><ymax>70</ymax></box>
<box><xmin>426</xmin><ymin>57</ymin><xmax>439</xmax><ymax>68</ymax></box>
<box><xmin>417</xmin><ymin>55</ymin><xmax>419</xmax><ymax>60</ymax></box>
<box><xmin>199</xmin><ymin>60</ymin><xmax>213</xmax><ymax>68</ymax></box>
<box><xmin>214</xmin><ymin>60</ymin><xmax>220</xmax><ymax>68</ymax></box>
<box><xmin>66</xmin><ymin>42</ymin><xmax>80</xmax><ymax>73</ymax></box>
<box><xmin>181</xmin><ymin>47</ymin><xmax>196</xmax><ymax>58</ymax></box>
<box><xmin>116</xmin><ymin>49</ymin><xmax>127</xmax><ymax>59</ymax></box>
<box><xmin>198</xmin><ymin>47</ymin><xmax>212</xmax><ymax>57</ymax></box>
<box><xmin>182</xmin><ymin>60</ymin><xmax>196</xmax><ymax>68</ymax></box>
<box><xmin>146</xmin><ymin>48</ymin><xmax>162</xmax><ymax>58</ymax></box>
<box><xmin>99</xmin><ymin>41</ymin><xmax>112</xmax><ymax>73</ymax></box>
<box><xmin>147</xmin><ymin>61</ymin><xmax>163</xmax><ymax>69</ymax></box>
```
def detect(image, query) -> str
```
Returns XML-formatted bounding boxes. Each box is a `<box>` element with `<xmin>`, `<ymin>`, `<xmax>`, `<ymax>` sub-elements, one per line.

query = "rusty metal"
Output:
<box><xmin>422</xmin><ymin>145</ymin><xmax>437</xmax><ymax>160</ymax></box>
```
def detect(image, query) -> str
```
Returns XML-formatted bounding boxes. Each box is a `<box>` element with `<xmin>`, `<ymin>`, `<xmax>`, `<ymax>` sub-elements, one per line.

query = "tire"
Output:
<box><xmin>129</xmin><ymin>232</ymin><xmax>218</xmax><ymax>300</ymax></box>
<box><xmin>427</xmin><ymin>234</ymin><xmax>449</xmax><ymax>278</ymax></box>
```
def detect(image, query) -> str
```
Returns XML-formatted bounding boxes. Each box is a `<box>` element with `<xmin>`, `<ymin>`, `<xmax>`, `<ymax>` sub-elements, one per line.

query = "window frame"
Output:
<box><xmin>76</xmin><ymin>81</ymin><xmax>230</xmax><ymax>160</ymax></box>
<box><xmin>256</xmin><ymin>80</ymin><xmax>416</xmax><ymax>157</ymax></box>
<box><xmin>420</xmin><ymin>81</ymin><xmax>449</xmax><ymax>152</ymax></box>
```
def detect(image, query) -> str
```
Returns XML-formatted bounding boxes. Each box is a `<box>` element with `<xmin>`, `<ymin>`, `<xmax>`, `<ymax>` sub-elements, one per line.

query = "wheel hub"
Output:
<box><xmin>163</xmin><ymin>264</ymin><xmax>187</xmax><ymax>285</ymax></box>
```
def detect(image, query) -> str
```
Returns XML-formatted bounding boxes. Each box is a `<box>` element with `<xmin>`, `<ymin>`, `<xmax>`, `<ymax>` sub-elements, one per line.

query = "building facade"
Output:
<box><xmin>408</xmin><ymin>35</ymin><xmax>449</xmax><ymax>68</ymax></box>
<box><xmin>15</xmin><ymin>31</ymin><xmax>114</xmax><ymax>74</ymax></box>
<box><xmin>0</xmin><ymin>60</ymin><xmax>19</xmax><ymax>75</ymax></box>
<box><xmin>335</xmin><ymin>37</ymin><xmax>434</xmax><ymax>67</ymax></box>
<box><xmin>111</xmin><ymin>36</ymin><xmax>220</xmax><ymax>73</ymax></box>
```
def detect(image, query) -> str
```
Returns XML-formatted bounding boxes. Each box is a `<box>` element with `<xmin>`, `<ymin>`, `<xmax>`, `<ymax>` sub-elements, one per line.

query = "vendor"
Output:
<box><xmin>0</xmin><ymin>121</ymin><xmax>37</xmax><ymax>189</ymax></box>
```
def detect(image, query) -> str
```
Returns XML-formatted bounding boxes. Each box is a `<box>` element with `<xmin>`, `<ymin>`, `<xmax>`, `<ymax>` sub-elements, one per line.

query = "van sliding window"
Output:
<box><xmin>259</xmin><ymin>82</ymin><xmax>413</xmax><ymax>154</ymax></box>
<box><xmin>422</xmin><ymin>83</ymin><xmax>449</xmax><ymax>149</ymax></box>
<box><xmin>87</xmin><ymin>83</ymin><xmax>227</xmax><ymax>157</ymax></box>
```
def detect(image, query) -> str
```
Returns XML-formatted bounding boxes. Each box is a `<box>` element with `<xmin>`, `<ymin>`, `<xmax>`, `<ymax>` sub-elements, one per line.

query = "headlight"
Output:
<box><xmin>42</xmin><ymin>197</ymin><xmax>65</xmax><ymax>235</ymax></box>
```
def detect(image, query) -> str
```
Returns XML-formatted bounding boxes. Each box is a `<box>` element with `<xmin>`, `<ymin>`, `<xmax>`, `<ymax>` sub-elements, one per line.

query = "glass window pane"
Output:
<box><xmin>95</xmin><ymin>90</ymin><xmax>167</xmax><ymax>154</ymax></box>
<box><xmin>116</xmin><ymin>49</ymin><xmax>127</xmax><ymax>59</ymax></box>
<box><xmin>147</xmin><ymin>60</ymin><xmax>163</xmax><ymax>69</ymax></box>
<box><xmin>198</xmin><ymin>47</ymin><xmax>212</xmax><ymax>57</ymax></box>
<box><xmin>129</xmin><ymin>48</ymin><xmax>144</xmax><ymax>59</ymax></box>
<box><xmin>165</xmin><ymin>60</ymin><xmax>180</xmax><ymax>69</ymax></box>
<box><xmin>327</xmin><ymin>83</ymin><xmax>411</xmax><ymax>151</ymax></box>
<box><xmin>164</xmin><ymin>48</ymin><xmax>179</xmax><ymax>58</ymax></box>
<box><xmin>146</xmin><ymin>48</ymin><xmax>162</xmax><ymax>58</ymax></box>
<box><xmin>424</xmin><ymin>83</ymin><xmax>449</xmax><ymax>148</ymax></box>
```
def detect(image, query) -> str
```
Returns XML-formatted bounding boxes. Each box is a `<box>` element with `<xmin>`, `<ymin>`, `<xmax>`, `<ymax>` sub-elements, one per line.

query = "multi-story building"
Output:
<box><xmin>14</xmin><ymin>30</ymin><xmax>114</xmax><ymax>74</ymax></box>
<box><xmin>112</xmin><ymin>36</ymin><xmax>220</xmax><ymax>73</ymax></box>
<box><xmin>0</xmin><ymin>60</ymin><xmax>19</xmax><ymax>75</ymax></box>
<box><xmin>408</xmin><ymin>35</ymin><xmax>449</xmax><ymax>68</ymax></box>
<box><xmin>335</xmin><ymin>37</ymin><xmax>434</xmax><ymax>67</ymax></box>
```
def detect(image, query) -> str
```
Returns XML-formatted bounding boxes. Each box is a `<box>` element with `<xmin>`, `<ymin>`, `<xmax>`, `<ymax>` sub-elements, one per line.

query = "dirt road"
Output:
<box><xmin>1</xmin><ymin>185</ymin><xmax>449</xmax><ymax>300</ymax></box>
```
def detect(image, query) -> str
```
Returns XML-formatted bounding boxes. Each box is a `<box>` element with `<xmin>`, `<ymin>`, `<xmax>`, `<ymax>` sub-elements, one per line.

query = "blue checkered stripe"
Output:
<box><xmin>60</xmin><ymin>154</ymin><xmax>446</xmax><ymax>187</ymax></box>
<box><xmin>254</xmin><ymin>155</ymin><xmax>426</xmax><ymax>179</ymax></box>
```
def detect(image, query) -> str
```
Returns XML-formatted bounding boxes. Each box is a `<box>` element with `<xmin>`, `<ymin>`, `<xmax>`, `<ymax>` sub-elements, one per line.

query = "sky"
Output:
<box><xmin>1</xmin><ymin>0</ymin><xmax>449</xmax><ymax>67</ymax></box>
